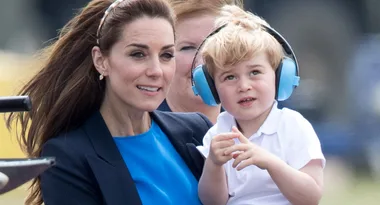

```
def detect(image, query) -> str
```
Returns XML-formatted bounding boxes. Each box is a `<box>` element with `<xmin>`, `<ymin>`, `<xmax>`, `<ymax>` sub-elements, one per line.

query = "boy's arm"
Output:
<box><xmin>198</xmin><ymin>158</ymin><xmax>229</xmax><ymax>205</ymax></box>
<box><xmin>267</xmin><ymin>158</ymin><xmax>323</xmax><ymax>205</ymax></box>
<box><xmin>268</xmin><ymin>112</ymin><xmax>325</xmax><ymax>205</ymax></box>
<box><xmin>197</xmin><ymin>130</ymin><xmax>238</xmax><ymax>205</ymax></box>
<box><xmin>225</xmin><ymin>115</ymin><xmax>325</xmax><ymax>205</ymax></box>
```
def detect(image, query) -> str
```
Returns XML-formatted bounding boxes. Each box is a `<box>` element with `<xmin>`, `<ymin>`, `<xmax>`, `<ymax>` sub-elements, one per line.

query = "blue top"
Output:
<box><xmin>113</xmin><ymin>120</ymin><xmax>202</xmax><ymax>205</ymax></box>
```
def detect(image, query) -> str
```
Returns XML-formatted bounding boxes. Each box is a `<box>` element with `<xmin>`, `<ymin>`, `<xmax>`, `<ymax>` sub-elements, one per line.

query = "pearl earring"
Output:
<box><xmin>99</xmin><ymin>72</ymin><xmax>104</xmax><ymax>80</ymax></box>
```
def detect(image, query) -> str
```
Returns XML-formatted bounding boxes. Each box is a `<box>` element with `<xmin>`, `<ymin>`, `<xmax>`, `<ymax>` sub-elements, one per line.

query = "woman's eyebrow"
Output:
<box><xmin>125</xmin><ymin>43</ymin><xmax>148</xmax><ymax>49</ymax></box>
<box><xmin>162</xmin><ymin>44</ymin><xmax>175</xmax><ymax>50</ymax></box>
<box><xmin>125</xmin><ymin>43</ymin><xmax>175</xmax><ymax>50</ymax></box>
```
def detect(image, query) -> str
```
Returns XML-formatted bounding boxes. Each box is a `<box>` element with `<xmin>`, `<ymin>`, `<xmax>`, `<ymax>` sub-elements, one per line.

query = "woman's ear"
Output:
<box><xmin>91</xmin><ymin>46</ymin><xmax>108</xmax><ymax>76</ymax></box>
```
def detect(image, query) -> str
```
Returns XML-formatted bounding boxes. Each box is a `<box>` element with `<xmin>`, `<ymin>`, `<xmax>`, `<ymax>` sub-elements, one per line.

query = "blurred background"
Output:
<box><xmin>0</xmin><ymin>0</ymin><xmax>379</xmax><ymax>204</ymax></box>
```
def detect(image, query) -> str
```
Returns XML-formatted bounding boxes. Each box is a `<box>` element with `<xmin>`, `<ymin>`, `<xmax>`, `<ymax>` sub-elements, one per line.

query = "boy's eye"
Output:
<box><xmin>224</xmin><ymin>75</ymin><xmax>235</xmax><ymax>81</ymax></box>
<box><xmin>250</xmin><ymin>70</ymin><xmax>260</xmax><ymax>76</ymax></box>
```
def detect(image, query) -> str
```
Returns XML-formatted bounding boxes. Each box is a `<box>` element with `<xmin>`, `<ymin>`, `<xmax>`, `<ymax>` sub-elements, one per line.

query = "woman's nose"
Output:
<box><xmin>146</xmin><ymin>57</ymin><xmax>163</xmax><ymax>78</ymax></box>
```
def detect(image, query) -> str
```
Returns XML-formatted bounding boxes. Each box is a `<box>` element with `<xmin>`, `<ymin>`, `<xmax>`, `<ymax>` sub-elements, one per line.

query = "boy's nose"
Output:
<box><xmin>238</xmin><ymin>79</ymin><xmax>252</xmax><ymax>92</ymax></box>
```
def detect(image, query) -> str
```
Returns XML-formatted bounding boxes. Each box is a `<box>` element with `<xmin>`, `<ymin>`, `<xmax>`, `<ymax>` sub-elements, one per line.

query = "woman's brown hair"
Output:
<box><xmin>5</xmin><ymin>0</ymin><xmax>175</xmax><ymax>204</ymax></box>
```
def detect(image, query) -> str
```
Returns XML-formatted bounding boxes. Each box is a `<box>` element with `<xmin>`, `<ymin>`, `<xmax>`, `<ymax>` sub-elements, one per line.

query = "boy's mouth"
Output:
<box><xmin>238</xmin><ymin>97</ymin><xmax>256</xmax><ymax>104</ymax></box>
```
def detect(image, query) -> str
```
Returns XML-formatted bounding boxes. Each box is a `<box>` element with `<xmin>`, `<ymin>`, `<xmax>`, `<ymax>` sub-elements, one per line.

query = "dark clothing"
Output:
<box><xmin>40</xmin><ymin>110</ymin><xmax>213</xmax><ymax>205</ymax></box>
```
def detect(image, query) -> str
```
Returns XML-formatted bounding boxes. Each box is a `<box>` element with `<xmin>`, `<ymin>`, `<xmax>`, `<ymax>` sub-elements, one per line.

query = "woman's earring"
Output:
<box><xmin>99</xmin><ymin>72</ymin><xmax>104</xmax><ymax>80</ymax></box>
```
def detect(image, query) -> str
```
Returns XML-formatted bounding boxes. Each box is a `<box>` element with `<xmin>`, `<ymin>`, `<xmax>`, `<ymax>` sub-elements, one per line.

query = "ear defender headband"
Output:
<box><xmin>191</xmin><ymin>23</ymin><xmax>300</xmax><ymax>106</ymax></box>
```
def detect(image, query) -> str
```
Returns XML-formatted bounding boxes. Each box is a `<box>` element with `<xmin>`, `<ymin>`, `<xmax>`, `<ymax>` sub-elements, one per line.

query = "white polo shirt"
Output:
<box><xmin>197</xmin><ymin>102</ymin><xmax>326</xmax><ymax>205</ymax></box>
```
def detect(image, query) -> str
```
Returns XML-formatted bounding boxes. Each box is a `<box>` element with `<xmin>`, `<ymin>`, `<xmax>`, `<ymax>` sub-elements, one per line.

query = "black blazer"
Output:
<box><xmin>158</xmin><ymin>99</ymin><xmax>225</xmax><ymax>112</ymax></box>
<box><xmin>40</xmin><ymin>110</ymin><xmax>213</xmax><ymax>205</ymax></box>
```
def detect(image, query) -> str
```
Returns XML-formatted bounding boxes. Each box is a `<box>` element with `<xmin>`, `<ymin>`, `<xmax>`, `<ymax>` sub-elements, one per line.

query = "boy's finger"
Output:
<box><xmin>232</xmin><ymin>151</ymin><xmax>251</xmax><ymax>168</ymax></box>
<box><xmin>232</xmin><ymin>152</ymin><xmax>240</xmax><ymax>159</ymax></box>
<box><xmin>232</xmin><ymin>126</ymin><xmax>250</xmax><ymax>144</ymax></box>
<box><xmin>236</xmin><ymin>159</ymin><xmax>252</xmax><ymax>171</ymax></box>
<box><xmin>214</xmin><ymin>139</ymin><xmax>235</xmax><ymax>149</ymax></box>
<box><xmin>213</xmin><ymin>132</ymin><xmax>239</xmax><ymax>141</ymax></box>
<box><xmin>224</xmin><ymin>144</ymin><xmax>248</xmax><ymax>155</ymax></box>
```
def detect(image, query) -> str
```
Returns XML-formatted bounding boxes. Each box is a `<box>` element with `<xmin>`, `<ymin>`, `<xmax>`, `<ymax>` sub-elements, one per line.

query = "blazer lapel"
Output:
<box><xmin>151</xmin><ymin>111</ymin><xmax>205</xmax><ymax>180</ymax></box>
<box><xmin>150</xmin><ymin>111</ymin><xmax>192</xmax><ymax>156</ymax></box>
<box><xmin>82</xmin><ymin>112</ymin><xmax>142</xmax><ymax>205</ymax></box>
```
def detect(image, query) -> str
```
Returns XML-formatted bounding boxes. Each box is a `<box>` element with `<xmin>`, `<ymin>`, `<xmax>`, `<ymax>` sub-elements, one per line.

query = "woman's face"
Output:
<box><xmin>93</xmin><ymin>16</ymin><xmax>176</xmax><ymax>112</ymax></box>
<box><xmin>169</xmin><ymin>13</ymin><xmax>216</xmax><ymax>106</ymax></box>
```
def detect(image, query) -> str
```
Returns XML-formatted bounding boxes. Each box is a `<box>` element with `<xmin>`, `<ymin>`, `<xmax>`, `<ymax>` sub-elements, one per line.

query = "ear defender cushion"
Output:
<box><xmin>191</xmin><ymin>64</ymin><xmax>220</xmax><ymax>106</ymax></box>
<box><xmin>275</xmin><ymin>61</ymin><xmax>283</xmax><ymax>100</ymax></box>
<box><xmin>276</xmin><ymin>57</ymin><xmax>300</xmax><ymax>101</ymax></box>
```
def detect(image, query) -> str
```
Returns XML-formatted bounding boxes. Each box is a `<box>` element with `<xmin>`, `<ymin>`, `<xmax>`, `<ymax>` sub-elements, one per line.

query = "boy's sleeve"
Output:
<box><xmin>196</xmin><ymin>129</ymin><xmax>214</xmax><ymax>158</ymax></box>
<box><xmin>285</xmin><ymin>112</ymin><xmax>326</xmax><ymax>170</ymax></box>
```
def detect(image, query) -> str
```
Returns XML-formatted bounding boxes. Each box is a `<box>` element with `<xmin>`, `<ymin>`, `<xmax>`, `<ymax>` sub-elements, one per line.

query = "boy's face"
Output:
<box><xmin>214</xmin><ymin>52</ymin><xmax>276</xmax><ymax>121</ymax></box>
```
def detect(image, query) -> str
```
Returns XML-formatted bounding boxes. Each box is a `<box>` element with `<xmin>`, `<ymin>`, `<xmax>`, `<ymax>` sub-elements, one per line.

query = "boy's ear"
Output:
<box><xmin>91</xmin><ymin>46</ymin><xmax>108</xmax><ymax>76</ymax></box>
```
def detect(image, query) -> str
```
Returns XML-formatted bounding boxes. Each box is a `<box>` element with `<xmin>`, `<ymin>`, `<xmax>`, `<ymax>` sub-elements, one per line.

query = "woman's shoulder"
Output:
<box><xmin>41</xmin><ymin>126</ymin><xmax>93</xmax><ymax>159</ymax></box>
<box><xmin>153</xmin><ymin>110</ymin><xmax>213</xmax><ymax>128</ymax></box>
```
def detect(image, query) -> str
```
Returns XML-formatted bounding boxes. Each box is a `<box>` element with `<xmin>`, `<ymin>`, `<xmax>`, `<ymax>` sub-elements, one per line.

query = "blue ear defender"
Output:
<box><xmin>191</xmin><ymin>23</ymin><xmax>300</xmax><ymax>106</ymax></box>
<box><xmin>192</xmin><ymin>64</ymin><xmax>220</xmax><ymax>106</ymax></box>
<box><xmin>190</xmin><ymin>25</ymin><xmax>227</xmax><ymax>106</ymax></box>
<box><xmin>275</xmin><ymin>57</ymin><xmax>300</xmax><ymax>101</ymax></box>
<box><xmin>264</xmin><ymin>24</ymin><xmax>300</xmax><ymax>101</ymax></box>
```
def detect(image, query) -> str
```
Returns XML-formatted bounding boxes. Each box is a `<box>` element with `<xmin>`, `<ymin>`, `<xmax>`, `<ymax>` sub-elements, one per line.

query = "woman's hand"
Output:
<box><xmin>224</xmin><ymin>126</ymin><xmax>279</xmax><ymax>171</ymax></box>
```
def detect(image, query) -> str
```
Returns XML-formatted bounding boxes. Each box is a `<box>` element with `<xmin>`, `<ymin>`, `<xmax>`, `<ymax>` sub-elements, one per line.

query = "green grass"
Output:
<box><xmin>321</xmin><ymin>178</ymin><xmax>380</xmax><ymax>205</ymax></box>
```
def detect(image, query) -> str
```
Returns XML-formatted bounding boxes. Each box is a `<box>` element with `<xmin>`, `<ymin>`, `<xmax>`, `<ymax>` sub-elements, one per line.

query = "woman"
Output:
<box><xmin>158</xmin><ymin>0</ymin><xmax>244</xmax><ymax>124</ymax></box>
<box><xmin>6</xmin><ymin>0</ymin><xmax>212</xmax><ymax>204</ymax></box>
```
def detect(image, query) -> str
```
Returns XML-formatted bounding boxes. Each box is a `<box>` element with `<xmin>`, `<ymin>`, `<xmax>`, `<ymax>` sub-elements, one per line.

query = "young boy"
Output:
<box><xmin>196</xmin><ymin>5</ymin><xmax>326</xmax><ymax>205</ymax></box>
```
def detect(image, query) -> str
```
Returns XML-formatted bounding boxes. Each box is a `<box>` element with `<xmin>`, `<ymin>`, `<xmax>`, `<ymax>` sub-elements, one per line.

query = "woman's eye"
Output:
<box><xmin>180</xmin><ymin>46</ymin><xmax>196</xmax><ymax>51</ymax></box>
<box><xmin>161</xmin><ymin>53</ymin><xmax>175</xmax><ymax>61</ymax></box>
<box><xmin>130</xmin><ymin>52</ymin><xmax>145</xmax><ymax>58</ymax></box>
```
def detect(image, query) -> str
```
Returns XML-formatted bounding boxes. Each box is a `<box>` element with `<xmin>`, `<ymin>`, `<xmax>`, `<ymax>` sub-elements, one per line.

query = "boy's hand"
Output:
<box><xmin>208</xmin><ymin>132</ymin><xmax>240</xmax><ymax>167</ymax></box>
<box><xmin>224</xmin><ymin>126</ymin><xmax>278</xmax><ymax>171</ymax></box>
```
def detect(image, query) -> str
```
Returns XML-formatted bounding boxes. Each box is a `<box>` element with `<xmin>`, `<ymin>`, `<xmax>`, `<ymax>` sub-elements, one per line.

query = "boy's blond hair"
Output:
<box><xmin>201</xmin><ymin>5</ymin><xmax>284</xmax><ymax>77</ymax></box>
